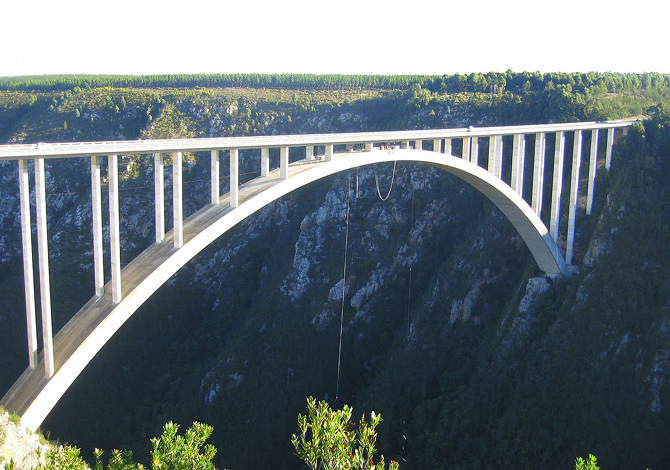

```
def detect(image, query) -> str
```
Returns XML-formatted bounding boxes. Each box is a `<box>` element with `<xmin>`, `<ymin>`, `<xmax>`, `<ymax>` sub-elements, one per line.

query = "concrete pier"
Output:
<box><xmin>154</xmin><ymin>153</ymin><xmax>165</xmax><ymax>243</ymax></box>
<box><xmin>109</xmin><ymin>155</ymin><xmax>122</xmax><ymax>302</ymax></box>
<box><xmin>566</xmin><ymin>131</ymin><xmax>583</xmax><ymax>265</ymax></box>
<box><xmin>532</xmin><ymin>133</ymin><xmax>546</xmax><ymax>217</ymax></box>
<box><xmin>550</xmin><ymin>132</ymin><xmax>565</xmax><ymax>240</ymax></box>
<box><xmin>511</xmin><ymin>134</ymin><xmax>526</xmax><ymax>197</ymax></box>
<box><xmin>18</xmin><ymin>159</ymin><xmax>38</xmax><ymax>369</ymax></box>
<box><xmin>586</xmin><ymin>129</ymin><xmax>599</xmax><ymax>215</ymax></box>
<box><xmin>211</xmin><ymin>150</ymin><xmax>219</xmax><ymax>205</ymax></box>
<box><xmin>470</xmin><ymin>137</ymin><xmax>479</xmax><ymax>166</ymax></box>
<box><xmin>173</xmin><ymin>152</ymin><xmax>183</xmax><ymax>248</ymax></box>
<box><xmin>230</xmin><ymin>149</ymin><xmax>239</xmax><ymax>208</ymax></box>
<box><xmin>90</xmin><ymin>156</ymin><xmax>104</xmax><ymax>297</ymax></box>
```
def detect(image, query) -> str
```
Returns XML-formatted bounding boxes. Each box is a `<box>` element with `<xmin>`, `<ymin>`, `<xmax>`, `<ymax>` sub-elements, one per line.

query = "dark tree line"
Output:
<box><xmin>1</xmin><ymin>72</ymin><xmax>669</xmax><ymax>95</ymax></box>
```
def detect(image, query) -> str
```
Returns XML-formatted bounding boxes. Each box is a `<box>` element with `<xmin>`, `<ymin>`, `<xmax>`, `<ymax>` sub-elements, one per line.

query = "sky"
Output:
<box><xmin>1</xmin><ymin>0</ymin><xmax>669</xmax><ymax>77</ymax></box>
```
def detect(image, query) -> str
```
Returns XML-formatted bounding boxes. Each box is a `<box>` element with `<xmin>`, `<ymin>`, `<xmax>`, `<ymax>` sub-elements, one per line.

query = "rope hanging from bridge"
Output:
<box><xmin>336</xmin><ymin>173</ymin><xmax>352</xmax><ymax>400</ymax></box>
<box><xmin>375</xmin><ymin>161</ymin><xmax>397</xmax><ymax>201</ymax></box>
<box><xmin>407</xmin><ymin>172</ymin><xmax>415</xmax><ymax>334</ymax></box>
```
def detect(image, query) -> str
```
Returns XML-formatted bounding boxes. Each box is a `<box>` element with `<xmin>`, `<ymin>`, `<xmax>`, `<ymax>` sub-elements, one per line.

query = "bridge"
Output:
<box><xmin>0</xmin><ymin>119</ymin><xmax>636</xmax><ymax>431</ymax></box>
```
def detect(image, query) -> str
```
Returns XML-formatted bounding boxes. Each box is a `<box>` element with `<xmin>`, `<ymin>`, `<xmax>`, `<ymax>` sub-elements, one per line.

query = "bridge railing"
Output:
<box><xmin>0</xmin><ymin>120</ymin><xmax>637</xmax><ymax>380</ymax></box>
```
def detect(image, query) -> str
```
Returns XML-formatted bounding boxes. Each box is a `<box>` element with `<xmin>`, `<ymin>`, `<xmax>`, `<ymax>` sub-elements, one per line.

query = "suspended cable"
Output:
<box><xmin>375</xmin><ymin>160</ymin><xmax>397</xmax><ymax>201</ymax></box>
<box><xmin>336</xmin><ymin>173</ymin><xmax>352</xmax><ymax>400</ymax></box>
<box><xmin>356</xmin><ymin>166</ymin><xmax>360</xmax><ymax>198</ymax></box>
<box><xmin>408</xmin><ymin>180</ymin><xmax>414</xmax><ymax>330</ymax></box>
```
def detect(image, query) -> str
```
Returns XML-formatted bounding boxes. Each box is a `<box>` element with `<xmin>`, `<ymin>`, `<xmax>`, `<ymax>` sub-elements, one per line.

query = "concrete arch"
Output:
<box><xmin>3</xmin><ymin>149</ymin><xmax>566</xmax><ymax>431</ymax></box>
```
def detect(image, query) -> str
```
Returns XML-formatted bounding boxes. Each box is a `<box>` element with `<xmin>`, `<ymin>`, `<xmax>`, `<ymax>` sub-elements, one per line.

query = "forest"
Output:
<box><xmin>0</xmin><ymin>72</ymin><xmax>670</xmax><ymax>470</ymax></box>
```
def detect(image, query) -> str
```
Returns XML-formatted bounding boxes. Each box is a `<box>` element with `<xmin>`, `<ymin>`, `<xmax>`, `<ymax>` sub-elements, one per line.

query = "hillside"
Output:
<box><xmin>1</xmin><ymin>73</ymin><xmax>670</xmax><ymax>470</ymax></box>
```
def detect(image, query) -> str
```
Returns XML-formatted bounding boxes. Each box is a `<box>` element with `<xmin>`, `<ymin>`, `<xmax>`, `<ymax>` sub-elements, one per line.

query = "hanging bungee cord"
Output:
<box><xmin>374</xmin><ymin>160</ymin><xmax>397</xmax><ymax>201</ymax></box>
<box><xmin>335</xmin><ymin>173</ymin><xmax>352</xmax><ymax>401</ymax></box>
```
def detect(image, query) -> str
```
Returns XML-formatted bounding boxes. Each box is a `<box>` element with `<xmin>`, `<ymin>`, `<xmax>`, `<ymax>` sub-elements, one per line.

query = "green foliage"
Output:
<box><xmin>15</xmin><ymin>422</ymin><xmax>218</xmax><ymax>470</ymax></box>
<box><xmin>292</xmin><ymin>397</ymin><xmax>399</xmax><ymax>470</ymax></box>
<box><xmin>37</xmin><ymin>446</ymin><xmax>89</xmax><ymax>470</ymax></box>
<box><xmin>574</xmin><ymin>454</ymin><xmax>599</xmax><ymax>470</ymax></box>
<box><xmin>149</xmin><ymin>422</ymin><xmax>216</xmax><ymax>470</ymax></box>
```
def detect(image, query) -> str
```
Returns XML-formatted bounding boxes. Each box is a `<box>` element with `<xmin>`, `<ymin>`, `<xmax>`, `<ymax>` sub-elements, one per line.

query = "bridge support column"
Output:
<box><xmin>109</xmin><ymin>155</ymin><xmax>122</xmax><ymax>303</ymax></box>
<box><xmin>35</xmin><ymin>158</ymin><xmax>54</xmax><ymax>378</ymax></box>
<box><xmin>470</xmin><ymin>137</ymin><xmax>478</xmax><ymax>166</ymax></box>
<box><xmin>550</xmin><ymin>131</ymin><xmax>565</xmax><ymax>240</ymax></box>
<box><xmin>532</xmin><ymin>132</ymin><xmax>546</xmax><ymax>217</ymax></box>
<box><xmin>494</xmin><ymin>135</ymin><xmax>503</xmax><ymax>179</ymax></box>
<box><xmin>280</xmin><ymin>146</ymin><xmax>289</xmax><ymax>180</ymax></box>
<box><xmin>18</xmin><ymin>159</ymin><xmax>38</xmax><ymax>369</ymax></box>
<box><xmin>91</xmin><ymin>156</ymin><xmax>104</xmax><ymax>297</ymax></box>
<box><xmin>306</xmin><ymin>145</ymin><xmax>315</xmax><ymax>160</ymax></box>
<box><xmin>462</xmin><ymin>137</ymin><xmax>471</xmax><ymax>161</ymax></box>
<box><xmin>605</xmin><ymin>128</ymin><xmax>615</xmax><ymax>170</ymax></box>
<box><xmin>586</xmin><ymin>129</ymin><xmax>599</xmax><ymax>215</ymax></box>
<box><xmin>566</xmin><ymin>130</ymin><xmax>583</xmax><ymax>265</ymax></box>
<box><xmin>365</xmin><ymin>142</ymin><xmax>373</xmax><ymax>152</ymax></box>
<box><xmin>444</xmin><ymin>138</ymin><xmax>452</xmax><ymax>155</ymax></box>
<box><xmin>173</xmin><ymin>152</ymin><xmax>183</xmax><ymax>249</ymax></box>
<box><xmin>154</xmin><ymin>153</ymin><xmax>165</xmax><ymax>243</ymax></box>
<box><xmin>415</xmin><ymin>140</ymin><xmax>422</xmax><ymax>150</ymax></box>
<box><xmin>261</xmin><ymin>148</ymin><xmax>270</xmax><ymax>177</ymax></box>
<box><xmin>511</xmin><ymin>134</ymin><xmax>525</xmax><ymax>197</ymax></box>
<box><xmin>230</xmin><ymin>149</ymin><xmax>239</xmax><ymax>208</ymax></box>
<box><xmin>488</xmin><ymin>136</ymin><xmax>503</xmax><ymax>177</ymax></box>
<box><xmin>211</xmin><ymin>150</ymin><xmax>219</xmax><ymax>204</ymax></box>
<box><xmin>433</xmin><ymin>139</ymin><xmax>442</xmax><ymax>153</ymax></box>
<box><xmin>325</xmin><ymin>145</ymin><xmax>333</xmax><ymax>162</ymax></box>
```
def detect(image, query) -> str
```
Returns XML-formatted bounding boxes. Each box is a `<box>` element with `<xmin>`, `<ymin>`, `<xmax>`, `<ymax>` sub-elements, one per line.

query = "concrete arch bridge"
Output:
<box><xmin>0</xmin><ymin>119</ymin><xmax>636</xmax><ymax>430</ymax></box>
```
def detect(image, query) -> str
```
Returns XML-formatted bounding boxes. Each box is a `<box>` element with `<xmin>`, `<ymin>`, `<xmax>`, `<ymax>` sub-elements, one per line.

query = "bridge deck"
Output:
<box><xmin>1</xmin><ymin>158</ymin><xmax>323</xmax><ymax>418</ymax></box>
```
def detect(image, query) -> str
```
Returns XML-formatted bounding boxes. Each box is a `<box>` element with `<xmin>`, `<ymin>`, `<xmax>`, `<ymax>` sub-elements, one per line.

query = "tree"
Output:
<box><xmin>150</xmin><ymin>422</ymin><xmax>216</xmax><ymax>470</ymax></box>
<box><xmin>292</xmin><ymin>397</ymin><xmax>399</xmax><ymax>470</ymax></box>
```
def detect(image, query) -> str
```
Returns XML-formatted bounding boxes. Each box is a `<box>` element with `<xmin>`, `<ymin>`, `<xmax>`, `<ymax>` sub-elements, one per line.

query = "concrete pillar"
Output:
<box><xmin>487</xmin><ymin>136</ymin><xmax>496</xmax><ymax>173</ymax></box>
<box><xmin>280</xmin><ymin>146</ymin><xmax>289</xmax><ymax>180</ymax></box>
<box><xmin>154</xmin><ymin>153</ymin><xmax>165</xmax><ymax>243</ymax></box>
<box><xmin>470</xmin><ymin>137</ymin><xmax>478</xmax><ymax>166</ymax></box>
<box><xmin>415</xmin><ymin>140</ymin><xmax>422</xmax><ymax>150</ymax></box>
<box><xmin>511</xmin><ymin>134</ymin><xmax>525</xmax><ymax>197</ymax></box>
<box><xmin>365</xmin><ymin>142</ymin><xmax>373</xmax><ymax>152</ymax></box>
<box><xmin>35</xmin><ymin>158</ymin><xmax>54</xmax><ymax>377</ymax></box>
<box><xmin>490</xmin><ymin>135</ymin><xmax>505</xmax><ymax>176</ymax></box>
<box><xmin>109</xmin><ymin>155</ymin><xmax>122</xmax><ymax>303</ymax></box>
<box><xmin>433</xmin><ymin>139</ymin><xmax>442</xmax><ymax>153</ymax></box>
<box><xmin>261</xmin><ymin>147</ymin><xmax>270</xmax><ymax>177</ymax></box>
<box><xmin>444</xmin><ymin>138</ymin><xmax>452</xmax><ymax>156</ymax></box>
<box><xmin>586</xmin><ymin>129</ymin><xmax>599</xmax><ymax>215</ymax></box>
<box><xmin>462</xmin><ymin>137</ymin><xmax>471</xmax><ymax>161</ymax></box>
<box><xmin>211</xmin><ymin>150</ymin><xmax>219</xmax><ymax>204</ymax></box>
<box><xmin>18</xmin><ymin>159</ymin><xmax>38</xmax><ymax>369</ymax></box>
<box><xmin>90</xmin><ymin>156</ymin><xmax>104</xmax><ymax>297</ymax></box>
<box><xmin>306</xmin><ymin>145</ymin><xmax>315</xmax><ymax>160</ymax></box>
<box><xmin>325</xmin><ymin>144</ymin><xmax>333</xmax><ymax>162</ymax></box>
<box><xmin>173</xmin><ymin>151</ymin><xmax>183</xmax><ymax>249</ymax></box>
<box><xmin>605</xmin><ymin>128</ymin><xmax>615</xmax><ymax>170</ymax></box>
<box><xmin>230</xmin><ymin>149</ymin><xmax>239</xmax><ymax>208</ymax></box>
<box><xmin>566</xmin><ymin>130</ymin><xmax>583</xmax><ymax>265</ymax></box>
<box><xmin>496</xmin><ymin>135</ymin><xmax>504</xmax><ymax>179</ymax></box>
<box><xmin>532</xmin><ymin>133</ymin><xmax>546</xmax><ymax>216</ymax></box>
<box><xmin>550</xmin><ymin>131</ymin><xmax>565</xmax><ymax>241</ymax></box>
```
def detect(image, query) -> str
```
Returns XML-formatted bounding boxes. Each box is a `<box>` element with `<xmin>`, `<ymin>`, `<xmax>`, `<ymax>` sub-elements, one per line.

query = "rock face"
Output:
<box><xmin>0</xmin><ymin>411</ymin><xmax>49</xmax><ymax>470</ymax></box>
